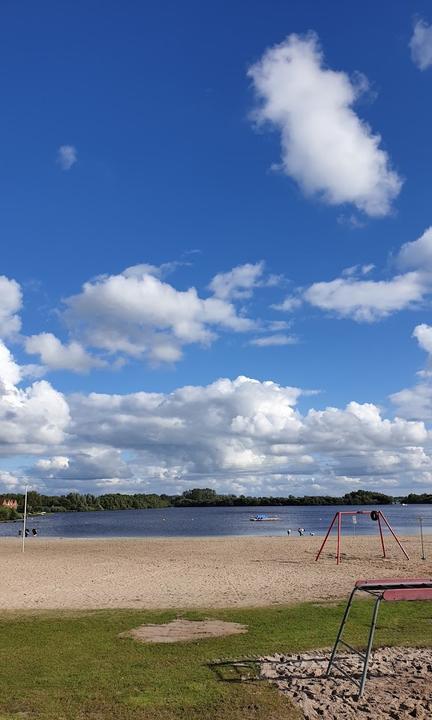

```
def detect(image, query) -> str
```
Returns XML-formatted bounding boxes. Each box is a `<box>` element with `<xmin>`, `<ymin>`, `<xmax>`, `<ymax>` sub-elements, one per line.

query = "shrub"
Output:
<box><xmin>0</xmin><ymin>506</ymin><xmax>12</xmax><ymax>521</ymax></box>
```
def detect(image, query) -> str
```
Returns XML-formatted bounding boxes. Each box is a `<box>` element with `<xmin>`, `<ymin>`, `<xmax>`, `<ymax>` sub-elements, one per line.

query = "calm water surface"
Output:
<box><xmin>1</xmin><ymin>504</ymin><xmax>431</xmax><ymax>538</ymax></box>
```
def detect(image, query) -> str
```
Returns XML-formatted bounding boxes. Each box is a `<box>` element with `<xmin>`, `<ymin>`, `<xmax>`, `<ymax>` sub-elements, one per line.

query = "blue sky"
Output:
<box><xmin>1</xmin><ymin>1</ymin><xmax>432</xmax><ymax>496</ymax></box>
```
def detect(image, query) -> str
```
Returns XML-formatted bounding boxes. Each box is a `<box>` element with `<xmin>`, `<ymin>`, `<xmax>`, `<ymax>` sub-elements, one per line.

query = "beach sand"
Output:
<box><xmin>1</xmin><ymin>534</ymin><xmax>430</xmax><ymax>610</ymax></box>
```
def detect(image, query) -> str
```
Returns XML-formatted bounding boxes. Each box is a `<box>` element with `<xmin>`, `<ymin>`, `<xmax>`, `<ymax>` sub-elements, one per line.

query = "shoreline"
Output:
<box><xmin>0</xmin><ymin>521</ymin><xmax>426</xmax><ymax>543</ymax></box>
<box><xmin>2</xmin><ymin>535</ymin><xmax>428</xmax><ymax>611</ymax></box>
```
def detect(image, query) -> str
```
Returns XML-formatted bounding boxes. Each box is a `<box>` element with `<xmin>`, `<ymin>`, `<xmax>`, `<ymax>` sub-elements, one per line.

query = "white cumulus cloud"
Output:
<box><xmin>33</xmin><ymin>449</ymin><xmax>132</xmax><ymax>487</ymax></box>
<box><xmin>25</xmin><ymin>333</ymin><xmax>104</xmax><ymax>373</ymax></box>
<box><xmin>63</xmin><ymin>265</ymin><xmax>255</xmax><ymax>365</ymax></box>
<box><xmin>58</xmin><ymin>375</ymin><xmax>430</xmax><ymax>496</ymax></box>
<box><xmin>276</xmin><ymin>227</ymin><xmax>432</xmax><ymax>322</ymax></box>
<box><xmin>0</xmin><ymin>341</ymin><xmax>22</xmax><ymax>386</ymax></box>
<box><xmin>1</xmin><ymin>363</ymin><xmax>431</xmax><ymax>496</ymax></box>
<box><xmin>413</xmin><ymin>324</ymin><xmax>432</xmax><ymax>355</ymax></box>
<box><xmin>0</xmin><ymin>471</ymin><xmax>20</xmax><ymax>491</ymax></box>
<box><xmin>303</xmin><ymin>272</ymin><xmax>425</xmax><ymax>322</ymax></box>
<box><xmin>209</xmin><ymin>262</ymin><xmax>265</xmax><ymax>300</ymax></box>
<box><xmin>0</xmin><ymin>276</ymin><xmax>22</xmax><ymax>338</ymax></box>
<box><xmin>391</xmin><ymin>325</ymin><xmax>432</xmax><ymax>420</ymax></box>
<box><xmin>248</xmin><ymin>32</ymin><xmax>402</xmax><ymax>217</ymax></box>
<box><xmin>397</xmin><ymin>227</ymin><xmax>432</xmax><ymax>271</ymax></box>
<box><xmin>391</xmin><ymin>384</ymin><xmax>432</xmax><ymax>422</ymax></box>
<box><xmin>0</xmin><ymin>341</ymin><xmax>70</xmax><ymax>453</ymax></box>
<box><xmin>36</xmin><ymin>456</ymin><xmax>70</xmax><ymax>472</ymax></box>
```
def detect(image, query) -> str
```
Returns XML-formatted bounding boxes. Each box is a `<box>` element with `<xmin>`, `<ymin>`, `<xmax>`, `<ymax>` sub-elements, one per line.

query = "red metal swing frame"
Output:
<box><xmin>315</xmin><ymin>510</ymin><xmax>409</xmax><ymax>565</ymax></box>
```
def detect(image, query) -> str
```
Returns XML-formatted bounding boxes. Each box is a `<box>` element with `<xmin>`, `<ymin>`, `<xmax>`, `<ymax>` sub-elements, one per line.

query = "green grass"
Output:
<box><xmin>0</xmin><ymin>601</ymin><xmax>431</xmax><ymax>719</ymax></box>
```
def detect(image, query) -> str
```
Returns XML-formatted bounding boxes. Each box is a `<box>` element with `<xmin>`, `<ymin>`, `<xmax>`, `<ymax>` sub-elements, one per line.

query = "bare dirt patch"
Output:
<box><xmin>119</xmin><ymin>618</ymin><xmax>248</xmax><ymax>643</ymax></box>
<box><xmin>261</xmin><ymin>647</ymin><xmax>432</xmax><ymax>719</ymax></box>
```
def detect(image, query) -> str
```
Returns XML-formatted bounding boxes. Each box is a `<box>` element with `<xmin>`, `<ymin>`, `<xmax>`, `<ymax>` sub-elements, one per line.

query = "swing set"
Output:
<box><xmin>315</xmin><ymin>509</ymin><xmax>409</xmax><ymax>565</ymax></box>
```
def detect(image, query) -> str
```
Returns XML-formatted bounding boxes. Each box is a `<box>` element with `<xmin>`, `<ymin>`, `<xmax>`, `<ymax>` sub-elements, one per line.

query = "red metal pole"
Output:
<box><xmin>379</xmin><ymin>511</ymin><xmax>410</xmax><ymax>560</ymax></box>
<box><xmin>337</xmin><ymin>511</ymin><xmax>341</xmax><ymax>565</ymax></box>
<box><xmin>315</xmin><ymin>512</ymin><xmax>338</xmax><ymax>561</ymax></box>
<box><xmin>377</xmin><ymin>513</ymin><xmax>386</xmax><ymax>558</ymax></box>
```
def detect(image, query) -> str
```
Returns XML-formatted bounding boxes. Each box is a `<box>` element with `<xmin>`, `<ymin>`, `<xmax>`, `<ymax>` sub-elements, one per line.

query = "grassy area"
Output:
<box><xmin>0</xmin><ymin>600</ymin><xmax>431</xmax><ymax>719</ymax></box>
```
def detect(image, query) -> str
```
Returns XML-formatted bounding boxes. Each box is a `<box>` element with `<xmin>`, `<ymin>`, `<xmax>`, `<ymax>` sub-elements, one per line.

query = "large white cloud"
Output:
<box><xmin>0</xmin><ymin>380</ymin><xmax>70</xmax><ymax>450</ymax></box>
<box><xmin>391</xmin><ymin>384</ymin><xmax>432</xmax><ymax>422</ymax></box>
<box><xmin>0</xmin><ymin>341</ymin><xmax>22</xmax><ymax>386</ymax></box>
<box><xmin>248</xmin><ymin>32</ymin><xmax>402</xmax><ymax>216</ymax></box>
<box><xmin>0</xmin><ymin>471</ymin><xmax>19</xmax><ymax>491</ymax></box>
<box><xmin>0</xmin><ymin>276</ymin><xmax>22</xmax><ymax>338</ymax></box>
<box><xmin>303</xmin><ymin>272</ymin><xmax>425</xmax><ymax>322</ymax></box>
<box><xmin>58</xmin><ymin>375</ymin><xmax>429</xmax><ymax>496</ymax></box>
<box><xmin>70</xmin><ymin>376</ymin><xmax>303</xmax><ymax>453</ymax></box>
<box><xmin>413</xmin><ymin>323</ymin><xmax>432</xmax><ymax>355</ymax></box>
<box><xmin>23</xmin><ymin>263</ymin><xmax>288</xmax><ymax>372</ymax></box>
<box><xmin>63</xmin><ymin>265</ymin><xmax>255</xmax><ymax>364</ymax></box>
<box><xmin>390</xmin><ymin>323</ymin><xmax>432</xmax><ymax>421</ymax></box>
<box><xmin>304</xmin><ymin>401</ymin><xmax>426</xmax><ymax>449</ymax></box>
<box><xmin>397</xmin><ymin>227</ymin><xmax>432</xmax><ymax>271</ymax></box>
<box><xmin>32</xmin><ymin>449</ymin><xmax>132</xmax><ymax>491</ymax></box>
<box><xmin>410</xmin><ymin>19</ymin><xmax>432</xmax><ymax>71</ymax></box>
<box><xmin>2</xmin><ymin>336</ymin><xmax>432</xmax><ymax>496</ymax></box>
<box><xmin>277</xmin><ymin>226</ymin><xmax>432</xmax><ymax>322</ymax></box>
<box><xmin>0</xmin><ymin>363</ymin><xmax>430</xmax><ymax>495</ymax></box>
<box><xmin>0</xmin><ymin>341</ymin><xmax>70</xmax><ymax>453</ymax></box>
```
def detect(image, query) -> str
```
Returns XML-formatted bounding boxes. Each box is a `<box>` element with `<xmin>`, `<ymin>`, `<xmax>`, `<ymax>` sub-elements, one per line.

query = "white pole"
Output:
<box><xmin>420</xmin><ymin>517</ymin><xmax>426</xmax><ymax>561</ymax></box>
<box><xmin>22</xmin><ymin>486</ymin><xmax>28</xmax><ymax>554</ymax></box>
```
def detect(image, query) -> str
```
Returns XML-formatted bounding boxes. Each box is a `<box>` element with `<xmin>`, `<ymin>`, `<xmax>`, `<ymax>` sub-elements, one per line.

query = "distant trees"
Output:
<box><xmin>341</xmin><ymin>490</ymin><xmax>392</xmax><ymax>505</ymax></box>
<box><xmin>2</xmin><ymin>491</ymin><xmax>172</xmax><ymax>516</ymax></box>
<box><xmin>403</xmin><ymin>493</ymin><xmax>432</xmax><ymax>504</ymax></box>
<box><xmin>0</xmin><ymin>487</ymin><xmax>429</xmax><ymax>521</ymax></box>
<box><xmin>176</xmin><ymin>489</ymin><xmax>219</xmax><ymax>506</ymax></box>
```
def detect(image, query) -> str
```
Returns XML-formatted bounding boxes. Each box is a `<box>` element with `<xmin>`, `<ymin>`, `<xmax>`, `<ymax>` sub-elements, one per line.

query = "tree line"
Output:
<box><xmin>1</xmin><ymin>487</ymin><xmax>431</xmax><ymax>520</ymax></box>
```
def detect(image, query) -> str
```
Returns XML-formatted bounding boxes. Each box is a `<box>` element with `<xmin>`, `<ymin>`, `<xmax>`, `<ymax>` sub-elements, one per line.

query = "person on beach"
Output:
<box><xmin>298</xmin><ymin>527</ymin><xmax>305</xmax><ymax>536</ymax></box>
<box><xmin>32</xmin><ymin>528</ymin><xmax>38</xmax><ymax>536</ymax></box>
<box><xmin>24</xmin><ymin>528</ymin><xmax>30</xmax><ymax>537</ymax></box>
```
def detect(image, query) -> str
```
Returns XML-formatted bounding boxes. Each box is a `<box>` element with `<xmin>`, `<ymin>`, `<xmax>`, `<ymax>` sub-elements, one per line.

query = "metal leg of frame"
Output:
<box><xmin>379</xmin><ymin>512</ymin><xmax>410</xmax><ymax>560</ymax></box>
<box><xmin>358</xmin><ymin>596</ymin><xmax>382</xmax><ymax>698</ymax></box>
<box><xmin>315</xmin><ymin>512</ymin><xmax>338</xmax><ymax>562</ymax></box>
<box><xmin>336</xmin><ymin>512</ymin><xmax>342</xmax><ymax>565</ymax></box>
<box><xmin>326</xmin><ymin>587</ymin><xmax>357</xmax><ymax>676</ymax></box>
<box><xmin>377</xmin><ymin>513</ymin><xmax>386</xmax><ymax>558</ymax></box>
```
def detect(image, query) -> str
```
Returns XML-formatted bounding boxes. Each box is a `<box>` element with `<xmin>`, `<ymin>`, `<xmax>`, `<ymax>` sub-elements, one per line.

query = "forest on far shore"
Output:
<box><xmin>1</xmin><ymin>488</ymin><xmax>431</xmax><ymax>520</ymax></box>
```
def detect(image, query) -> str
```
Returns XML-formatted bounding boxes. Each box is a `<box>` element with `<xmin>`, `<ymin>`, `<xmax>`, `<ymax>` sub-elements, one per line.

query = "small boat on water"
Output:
<box><xmin>249</xmin><ymin>513</ymin><xmax>280</xmax><ymax>522</ymax></box>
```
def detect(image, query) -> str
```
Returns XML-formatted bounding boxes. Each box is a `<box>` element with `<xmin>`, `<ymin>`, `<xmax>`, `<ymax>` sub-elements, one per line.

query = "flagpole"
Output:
<box><xmin>22</xmin><ymin>486</ymin><xmax>28</xmax><ymax>554</ymax></box>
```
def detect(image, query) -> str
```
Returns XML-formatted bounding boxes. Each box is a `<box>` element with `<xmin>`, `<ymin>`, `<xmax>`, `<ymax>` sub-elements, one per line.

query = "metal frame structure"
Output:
<box><xmin>327</xmin><ymin>578</ymin><xmax>432</xmax><ymax>697</ymax></box>
<box><xmin>315</xmin><ymin>510</ymin><xmax>409</xmax><ymax>565</ymax></box>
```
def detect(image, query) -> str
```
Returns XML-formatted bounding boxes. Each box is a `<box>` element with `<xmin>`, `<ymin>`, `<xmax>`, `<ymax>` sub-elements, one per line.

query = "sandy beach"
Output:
<box><xmin>1</xmin><ymin>534</ymin><xmax>430</xmax><ymax>610</ymax></box>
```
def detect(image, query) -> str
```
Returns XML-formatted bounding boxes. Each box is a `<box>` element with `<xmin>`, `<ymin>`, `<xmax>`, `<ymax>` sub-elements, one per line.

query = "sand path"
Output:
<box><xmin>1</xmin><ymin>535</ymin><xmax>431</xmax><ymax>610</ymax></box>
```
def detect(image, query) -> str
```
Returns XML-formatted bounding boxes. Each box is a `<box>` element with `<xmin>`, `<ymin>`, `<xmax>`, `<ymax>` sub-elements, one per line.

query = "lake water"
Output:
<box><xmin>1</xmin><ymin>504</ymin><xmax>431</xmax><ymax>538</ymax></box>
